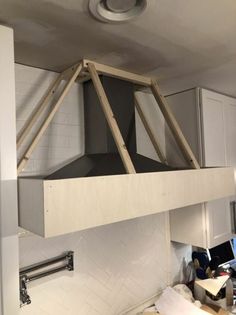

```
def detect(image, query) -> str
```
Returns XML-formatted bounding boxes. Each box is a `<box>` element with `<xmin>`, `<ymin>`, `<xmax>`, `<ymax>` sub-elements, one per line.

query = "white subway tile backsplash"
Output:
<box><xmin>15</xmin><ymin>64</ymin><xmax>56</xmax><ymax>84</ymax></box>
<box><xmin>37</xmin><ymin>134</ymin><xmax>70</xmax><ymax>148</ymax></box>
<box><xmin>45</xmin><ymin>123</ymin><xmax>82</xmax><ymax>137</ymax></box>
<box><xmin>53</xmin><ymin>111</ymin><xmax>80</xmax><ymax>125</ymax></box>
<box><xmin>57</xmin><ymin>101</ymin><xmax>81</xmax><ymax>115</ymax></box>
<box><xmin>16</xmin><ymin>63</ymin><xmax>82</xmax><ymax>176</ymax></box>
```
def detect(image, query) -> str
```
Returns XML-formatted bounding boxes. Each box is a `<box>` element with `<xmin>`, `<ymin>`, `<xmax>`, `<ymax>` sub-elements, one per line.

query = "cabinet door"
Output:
<box><xmin>201</xmin><ymin>89</ymin><xmax>233</xmax><ymax>247</ymax></box>
<box><xmin>224</xmin><ymin>98</ymin><xmax>236</xmax><ymax>231</ymax></box>
<box><xmin>200</xmin><ymin>90</ymin><xmax>227</xmax><ymax>167</ymax></box>
<box><xmin>224</xmin><ymin>100</ymin><xmax>236</xmax><ymax>167</ymax></box>
<box><xmin>167</xmin><ymin>89</ymin><xmax>207</xmax><ymax>247</ymax></box>
<box><xmin>170</xmin><ymin>203</ymin><xmax>208</xmax><ymax>248</ymax></box>
<box><xmin>206</xmin><ymin>198</ymin><xmax>232</xmax><ymax>248</ymax></box>
<box><xmin>168</xmin><ymin>89</ymin><xmax>235</xmax><ymax>248</ymax></box>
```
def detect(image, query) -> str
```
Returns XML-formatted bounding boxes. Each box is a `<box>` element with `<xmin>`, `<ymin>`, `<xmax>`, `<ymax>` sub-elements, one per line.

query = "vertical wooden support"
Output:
<box><xmin>17</xmin><ymin>63</ymin><xmax>82</xmax><ymax>175</ymax></box>
<box><xmin>150</xmin><ymin>80</ymin><xmax>200</xmax><ymax>169</ymax></box>
<box><xmin>134</xmin><ymin>94</ymin><xmax>167</xmax><ymax>164</ymax></box>
<box><xmin>87</xmin><ymin>62</ymin><xmax>136</xmax><ymax>174</ymax></box>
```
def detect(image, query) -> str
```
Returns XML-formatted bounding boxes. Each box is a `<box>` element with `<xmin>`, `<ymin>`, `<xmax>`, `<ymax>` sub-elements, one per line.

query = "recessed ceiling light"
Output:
<box><xmin>89</xmin><ymin>0</ymin><xmax>147</xmax><ymax>23</ymax></box>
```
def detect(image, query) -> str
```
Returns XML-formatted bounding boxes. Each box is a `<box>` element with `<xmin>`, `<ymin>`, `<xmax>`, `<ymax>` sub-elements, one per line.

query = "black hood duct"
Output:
<box><xmin>47</xmin><ymin>76</ymin><xmax>173</xmax><ymax>180</ymax></box>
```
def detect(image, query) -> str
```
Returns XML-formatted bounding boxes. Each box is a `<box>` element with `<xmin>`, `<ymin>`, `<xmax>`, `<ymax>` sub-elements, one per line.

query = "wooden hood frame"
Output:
<box><xmin>17</xmin><ymin>59</ymin><xmax>235</xmax><ymax>237</ymax></box>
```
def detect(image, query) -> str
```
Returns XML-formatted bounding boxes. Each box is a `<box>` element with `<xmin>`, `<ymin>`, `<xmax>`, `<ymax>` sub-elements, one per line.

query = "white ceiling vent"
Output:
<box><xmin>89</xmin><ymin>0</ymin><xmax>147</xmax><ymax>23</ymax></box>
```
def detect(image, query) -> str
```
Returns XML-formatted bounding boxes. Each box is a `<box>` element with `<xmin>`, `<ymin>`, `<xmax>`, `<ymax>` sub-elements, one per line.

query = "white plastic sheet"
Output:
<box><xmin>155</xmin><ymin>287</ymin><xmax>208</xmax><ymax>315</ymax></box>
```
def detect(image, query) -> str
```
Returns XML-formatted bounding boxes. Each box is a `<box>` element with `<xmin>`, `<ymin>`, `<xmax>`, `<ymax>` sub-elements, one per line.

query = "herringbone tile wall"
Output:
<box><xmin>19</xmin><ymin>213</ymin><xmax>176</xmax><ymax>314</ymax></box>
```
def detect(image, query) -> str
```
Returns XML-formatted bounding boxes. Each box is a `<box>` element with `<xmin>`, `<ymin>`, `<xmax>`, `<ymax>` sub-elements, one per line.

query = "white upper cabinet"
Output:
<box><xmin>167</xmin><ymin>88</ymin><xmax>236</xmax><ymax>248</ymax></box>
<box><xmin>224</xmin><ymin>100</ymin><xmax>236</xmax><ymax>167</ymax></box>
<box><xmin>201</xmin><ymin>89</ymin><xmax>227</xmax><ymax>167</ymax></box>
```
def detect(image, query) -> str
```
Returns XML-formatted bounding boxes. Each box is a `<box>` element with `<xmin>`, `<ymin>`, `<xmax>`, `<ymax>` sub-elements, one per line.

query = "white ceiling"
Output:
<box><xmin>1</xmin><ymin>0</ymin><xmax>236</xmax><ymax>95</ymax></box>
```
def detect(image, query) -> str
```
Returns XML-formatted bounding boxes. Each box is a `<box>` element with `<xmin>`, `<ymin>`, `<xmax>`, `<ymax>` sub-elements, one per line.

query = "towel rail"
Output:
<box><xmin>20</xmin><ymin>251</ymin><xmax>74</xmax><ymax>306</ymax></box>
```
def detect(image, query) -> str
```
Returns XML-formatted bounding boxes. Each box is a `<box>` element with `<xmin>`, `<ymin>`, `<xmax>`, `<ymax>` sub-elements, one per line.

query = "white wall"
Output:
<box><xmin>0</xmin><ymin>26</ymin><xmax>19</xmax><ymax>315</ymax></box>
<box><xmin>16</xmin><ymin>64</ymin><xmax>191</xmax><ymax>315</ymax></box>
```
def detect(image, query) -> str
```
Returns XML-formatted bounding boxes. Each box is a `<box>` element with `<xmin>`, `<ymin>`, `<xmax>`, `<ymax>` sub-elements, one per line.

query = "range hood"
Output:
<box><xmin>47</xmin><ymin>76</ymin><xmax>173</xmax><ymax>180</ymax></box>
<box><xmin>17</xmin><ymin>60</ymin><xmax>235</xmax><ymax>238</ymax></box>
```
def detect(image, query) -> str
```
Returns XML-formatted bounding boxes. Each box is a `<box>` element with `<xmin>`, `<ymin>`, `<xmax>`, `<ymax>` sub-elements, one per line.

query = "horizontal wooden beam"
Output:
<box><xmin>82</xmin><ymin>59</ymin><xmax>151</xmax><ymax>86</ymax></box>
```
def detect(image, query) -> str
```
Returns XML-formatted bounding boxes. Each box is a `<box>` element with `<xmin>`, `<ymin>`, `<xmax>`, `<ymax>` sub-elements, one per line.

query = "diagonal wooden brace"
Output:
<box><xmin>87</xmin><ymin>62</ymin><xmax>136</xmax><ymax>174</ymax></box>
<box><xmin>17</xmin><ymin>63</ymin><xmax>83</xmax><ymax>175</ymax></box>
<box><xmin>134</xmin><ymin>94</ymin><xmax>167</xmax><ymax>164</ymax></box>
<box><xmin>150</xmin><ymin>80</ymin><xmax>200</xmax><ymax>169</ymax></box>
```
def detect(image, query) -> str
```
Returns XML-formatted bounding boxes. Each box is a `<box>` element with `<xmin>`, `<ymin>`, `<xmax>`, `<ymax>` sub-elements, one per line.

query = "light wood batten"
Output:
<box><xmin>17</xmin><ymin>63</ymin><xmax>83</xmax><ymax>174</ymax></box>
<box><xmin>82</xmin><ymin>59</ymin><xmax>152</xmax><ymax>86</ymax></box>
<box><xmin>150</xmin><ymin>80</ymin><xmax>200</xmax><ymax>169</ymax></box>
<box><xmin>87</xmin><ymin>62</ymin><xmax>136</xmax><ymax>174</ymax></box>
<box><xmin>134</xmin><ymin>94</ymin><xmax>167</xmax><ymax>164</ymax></box>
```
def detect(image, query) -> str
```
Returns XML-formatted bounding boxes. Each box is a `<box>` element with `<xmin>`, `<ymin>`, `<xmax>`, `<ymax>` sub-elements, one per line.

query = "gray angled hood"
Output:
<box><xmin>47</xmin><ymin>75</ymin><xmax>173</xmax><ymax>180</ymax></box>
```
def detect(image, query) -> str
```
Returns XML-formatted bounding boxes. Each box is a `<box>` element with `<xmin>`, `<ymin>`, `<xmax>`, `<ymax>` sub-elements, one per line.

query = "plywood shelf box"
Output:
<box><xmin>17</xmin><ymin>59</ymin><xmax>235</xmax><ymax>237</ymax></box>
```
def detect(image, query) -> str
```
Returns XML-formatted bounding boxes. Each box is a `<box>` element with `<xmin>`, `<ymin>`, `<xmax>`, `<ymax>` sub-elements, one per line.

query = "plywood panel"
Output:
<box><xmin>19</xmin><ymin>167</ymin><xmax>235</xmax><ymax>237</ymax></box>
